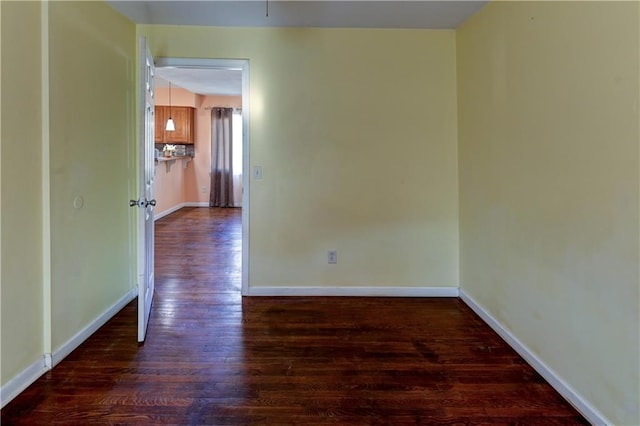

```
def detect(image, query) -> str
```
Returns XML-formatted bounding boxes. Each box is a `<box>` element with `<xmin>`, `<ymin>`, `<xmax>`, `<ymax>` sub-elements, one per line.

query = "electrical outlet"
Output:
<box><xmin>200</xmin><ymin>186</ymin><xmax>207</xmax><ymax>193</ymax></box>
<box><xmin>328</xmin><ymin>250</ymin><xmax>337</xmax><ymax>264</ymax></box>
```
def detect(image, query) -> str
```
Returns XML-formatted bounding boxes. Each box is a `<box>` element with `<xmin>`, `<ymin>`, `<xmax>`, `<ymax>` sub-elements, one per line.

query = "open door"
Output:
<box><xmin>132</xmin><ymin>37</ymin><xmax>156</xmax><ymax>342</ymax></box>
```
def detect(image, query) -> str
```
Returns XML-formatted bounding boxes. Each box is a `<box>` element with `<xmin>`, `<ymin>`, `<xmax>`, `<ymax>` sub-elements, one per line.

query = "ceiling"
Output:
<box><xmin>107</xmin><ymin>1</ymin><xmax>487</xmax><ymax>30</ymax></box>
<box><xmin>155</xmin><ymin>68</ymin><xmax>242</xmax><ymax>96</ymax></box>
<box><xmin>109</xmin><ymin>0</ymin><xmax>487</xmax><ymax>96</ymax></box>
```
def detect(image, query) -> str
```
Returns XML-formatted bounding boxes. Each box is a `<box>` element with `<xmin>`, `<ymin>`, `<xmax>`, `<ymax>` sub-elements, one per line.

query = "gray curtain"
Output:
<box><xmin>210</xmin><ymin>108</ymin><xmax>234</xmax><ymax>207</ymax></box>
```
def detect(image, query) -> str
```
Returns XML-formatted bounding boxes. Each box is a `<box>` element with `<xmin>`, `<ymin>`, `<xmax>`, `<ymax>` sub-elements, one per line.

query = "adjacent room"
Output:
<box><xmin>153</xmin><ymin>69</ymin><xmax>244</xmax><ymax>219</ymax></box>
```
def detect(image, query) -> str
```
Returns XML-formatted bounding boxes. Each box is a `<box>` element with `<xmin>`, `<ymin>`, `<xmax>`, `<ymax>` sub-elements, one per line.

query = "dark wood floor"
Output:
<box><xmin>2</xmin><ymin>207</ymin><xmax>587</xmax><ymax>425</ymax></box>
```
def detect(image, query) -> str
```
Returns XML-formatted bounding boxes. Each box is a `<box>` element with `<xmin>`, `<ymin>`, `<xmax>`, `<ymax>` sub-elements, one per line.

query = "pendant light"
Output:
<box><xmin>165</xmin><ymin>81</ymin><xmax>176</xmax><ymax>131</ymax></box>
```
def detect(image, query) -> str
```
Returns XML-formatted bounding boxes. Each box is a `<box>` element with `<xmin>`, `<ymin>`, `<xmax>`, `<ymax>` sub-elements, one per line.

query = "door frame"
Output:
<box><xmin>154</xmin><ymin>57</ymin><xmax>250</xmax><ymax>296</ymax></box>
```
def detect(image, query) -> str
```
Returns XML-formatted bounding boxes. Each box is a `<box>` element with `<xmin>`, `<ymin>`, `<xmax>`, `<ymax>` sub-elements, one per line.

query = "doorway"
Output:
<box><xmin>153</xmin><ymin>58</ymin><xmax>249</xmax><ymax>296</ymax></box>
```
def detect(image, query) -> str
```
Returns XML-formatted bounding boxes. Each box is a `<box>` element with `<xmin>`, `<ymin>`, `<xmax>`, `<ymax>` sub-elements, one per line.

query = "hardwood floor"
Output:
<box><xmin>2</xmin><ymin>207</ymin><xmax>587</xmax><ymax>425</ymax></box>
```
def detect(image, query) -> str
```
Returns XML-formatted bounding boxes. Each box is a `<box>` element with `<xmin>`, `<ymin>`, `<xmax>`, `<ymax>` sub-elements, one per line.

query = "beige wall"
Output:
<box><xmin>1</xmin><ymin>0</ymin><xmax>136</xmax><ymax>393</ymax></box>
<box><xmin>457</xmin><ymin>2</ymin><xmax>639</xmax><ymax>424</ymax></box>
<box><xmin>1</xmin><ymin>0</ymin><xmax>44</xmax><ymax>384</ymax></box>
<box><xmin>156</xmin><ymin>86</ymin><xmax>197</xmax><ymax>107</ymax></box>
<box><xmin>139</xmin><ymin>26</ymin><xmax>459</xmax><ymax>288</ymax></box>
<box><xmin>154</xmin><ymin>86</ymin><xmax>194</xmax><ymax>215</ymax></box>
<box><xmin>154</xmin><ymin>159</ymin><xmax>187</xmax><ymax>216</ymax></box>
<box><xmin>47</xmin><ymin>2</ymin><xmax>136</xmax><ymax>352</ymax></box>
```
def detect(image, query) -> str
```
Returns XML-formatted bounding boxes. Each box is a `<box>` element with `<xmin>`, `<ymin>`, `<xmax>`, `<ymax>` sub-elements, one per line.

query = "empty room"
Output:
<box><xmin>1</xmin><ymin>1</ymin><xmax>638</xmax><ymax>425</ymax></box>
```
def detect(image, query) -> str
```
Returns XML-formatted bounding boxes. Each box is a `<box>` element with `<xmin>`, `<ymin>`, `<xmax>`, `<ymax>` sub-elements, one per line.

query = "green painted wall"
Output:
<box><xmin>457</xmin><ymin>2</ymin><xmax>639</xmax><ymax>424</ymax></box>
<box><xmin>139</xmin><ymin>25</ymin><xmax>460</xmax><ymax>288</ymax></box>
<box><xmin>48</xmin><ymin>1</ymin><xmax>136</xmax><ymax>351</ymax></box>
<box><xmin>1</xmin><ymin>0</ymin><xmax>44</xmax><ymax>384</ymax></box>
<box><xmin>1</xmin><ymin>0</ymin><xmax>136</xmax><ymax>391</ymax></box>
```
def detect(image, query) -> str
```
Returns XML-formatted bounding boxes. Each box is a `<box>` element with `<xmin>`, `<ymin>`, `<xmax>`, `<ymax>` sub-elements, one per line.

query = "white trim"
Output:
<box><xmin>459</xmin><ymin>289</ymin><xmax>611</xmax><ymax>426</ymax></box>
<box><xmin>43</xmin><ymin>353</ymin><xmax>52</xmax><ymax>370</ymax></box>
<box><xmin>154</xmin><ymin>203</ymin><xmax>185</xmax><ymax>220</ymax></box>
<box><xmin>248</xmin><ymin>286</ymin><xmax>459</xmax><ymax>297</ymax></box>
<box><xmin>0</xmin><ymin>356</ymin><xmax>48</xmax><ymax>409</ymax></box>
<box><xmin>0</xmin><ymin>288</ymin><xmax>136</xmax><ymax>408</ymax></box>
<box><xmin>51</xmin><ymin>288</ymin><xmax>137</xmax><ymax>366</ymax></box>
<box><xmin>154</xmin><ymin>202</ymin><xmax>211</xmax><ymax>221</ymax></box>
<box><xmin>155</xmin><ymin>57</ymin><xmax>247</xmax><ymax>71</ymax></box>
<box><xmin>240</xmin><ymin>61</ymin><xmax>250</xmax><ymax>297</ymax></box>
<box><xmin>137</xmin><ymin>36</ymin><xmax>153</xmax><ymax>343</ymax></box>
<box><xmin>41</xmin><ymin>0</ymin><xmax>52</xmax><ymax>358</ymax></box>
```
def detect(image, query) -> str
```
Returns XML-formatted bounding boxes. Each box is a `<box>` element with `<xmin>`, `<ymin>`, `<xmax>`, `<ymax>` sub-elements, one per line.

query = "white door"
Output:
<box><xmin>135</xmin><ymin>37</ymin><xmax>156</xmax><ymax>342</ymax></box>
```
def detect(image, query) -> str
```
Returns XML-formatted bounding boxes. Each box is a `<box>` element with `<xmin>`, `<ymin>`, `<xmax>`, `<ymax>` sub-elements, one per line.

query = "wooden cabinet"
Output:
<box><xmin>155</xmin><ymin>106</ymin><xmax>195</xmax><ymax>144</ymax></box>
<box><xmin>154</xmin><ymin>106</ymin><xmax>167</xmax><ymax>143</ymax></box>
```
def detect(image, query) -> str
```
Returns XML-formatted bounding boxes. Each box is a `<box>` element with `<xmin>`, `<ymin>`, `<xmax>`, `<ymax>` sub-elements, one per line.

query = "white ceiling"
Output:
<box><xmin>108</xmin><ymin>1</ymin><xmax>487</xmax><ymax>30</ymax></box>
<box><xmin>110</xmin><ymin>0</ymin><xmax>487</xmax><ymax>96</ymax></box>
<box><xmin>155</xmin><ymin>68</ymin><xmax>242</xmax><ymax>96</ymax></box>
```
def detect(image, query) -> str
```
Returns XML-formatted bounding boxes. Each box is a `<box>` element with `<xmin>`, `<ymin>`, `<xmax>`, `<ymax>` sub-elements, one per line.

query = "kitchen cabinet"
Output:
<box><xmin>155</xmin><ymin>106</ymin><xmax>195</xmax><ymax>144</ymax></box>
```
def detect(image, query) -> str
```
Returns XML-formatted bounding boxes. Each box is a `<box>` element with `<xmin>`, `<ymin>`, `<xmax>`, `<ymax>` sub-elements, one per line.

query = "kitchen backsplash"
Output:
<box><xmin>155</xmin><ymin>143</ymin><xmax>195</xmax><ymax>158</ymax></box>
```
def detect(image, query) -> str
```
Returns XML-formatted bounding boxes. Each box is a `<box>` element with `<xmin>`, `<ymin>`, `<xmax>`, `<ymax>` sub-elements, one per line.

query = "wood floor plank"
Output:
<box><xmin>1</xmin><ymin>207</ymin><xmax>588</xmax><ymax>425</ymax></box>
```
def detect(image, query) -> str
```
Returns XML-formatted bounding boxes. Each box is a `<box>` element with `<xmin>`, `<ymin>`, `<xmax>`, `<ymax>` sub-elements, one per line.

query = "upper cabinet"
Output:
<box><xmin>155</xmin><ymin>106</ymin><xmax>195</xmax><ymax>144</ymax></box>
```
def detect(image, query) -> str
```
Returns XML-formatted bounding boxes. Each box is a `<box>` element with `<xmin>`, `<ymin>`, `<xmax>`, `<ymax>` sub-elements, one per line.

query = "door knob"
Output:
<box><xmin>129</xmin><ymin>199</ymin><xmax>156</xmax><ymax>208</ymax></box>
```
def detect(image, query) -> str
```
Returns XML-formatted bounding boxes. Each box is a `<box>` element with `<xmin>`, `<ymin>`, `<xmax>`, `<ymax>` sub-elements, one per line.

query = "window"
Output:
<box><xmin>232</xmin><ymin>110</ymin><xmax>243</xmax><ymax>176</ymax></box>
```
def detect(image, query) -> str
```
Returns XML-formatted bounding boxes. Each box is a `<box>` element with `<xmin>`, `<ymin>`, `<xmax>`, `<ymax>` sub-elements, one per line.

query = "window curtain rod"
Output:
<box><xmin>204</xmin><ymin>107</ymin><xmax>242</xmax><ymax>112</ymax></box>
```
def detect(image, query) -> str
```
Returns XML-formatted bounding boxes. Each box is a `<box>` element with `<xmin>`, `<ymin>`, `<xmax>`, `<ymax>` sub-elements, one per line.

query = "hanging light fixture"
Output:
<box><xmin>165</xmin><ymin>81</ymin><xmax>176</xmax><ymax>131</ymax></box>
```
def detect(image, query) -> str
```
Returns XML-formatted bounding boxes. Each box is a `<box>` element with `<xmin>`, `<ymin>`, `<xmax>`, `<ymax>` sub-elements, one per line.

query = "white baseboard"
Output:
<box><xmin>155</xmin><ymin>202</ymin><xmax>210</xmax><ymax>220</ymax></box>
<box><xmin>1</xmin><ymin>288</ymin><xmax>137</xmax><ymax>409</ymax></box>
<box><xmin>459</xmin><ymin>289</ymin><xmax>611</xmax><ymax>426</ymax></box>
<box><xmin>247</xmin><ymin>286</ymin><xmax>459</xmax><ymax>297</ymax></box>
<box><xmin>51</xmin><ymin>287</ymin><xmax>137</xmax><ymax>366</ymax></box>
<box><xmin>0</xmin><ymin>356</ymin><xmax>48</xmax><ymax>409</ymax></box>
<box><xmin>154</xmin><ymin>203</ymin><xmax>185</xmax><ymax>220</ymax></box>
